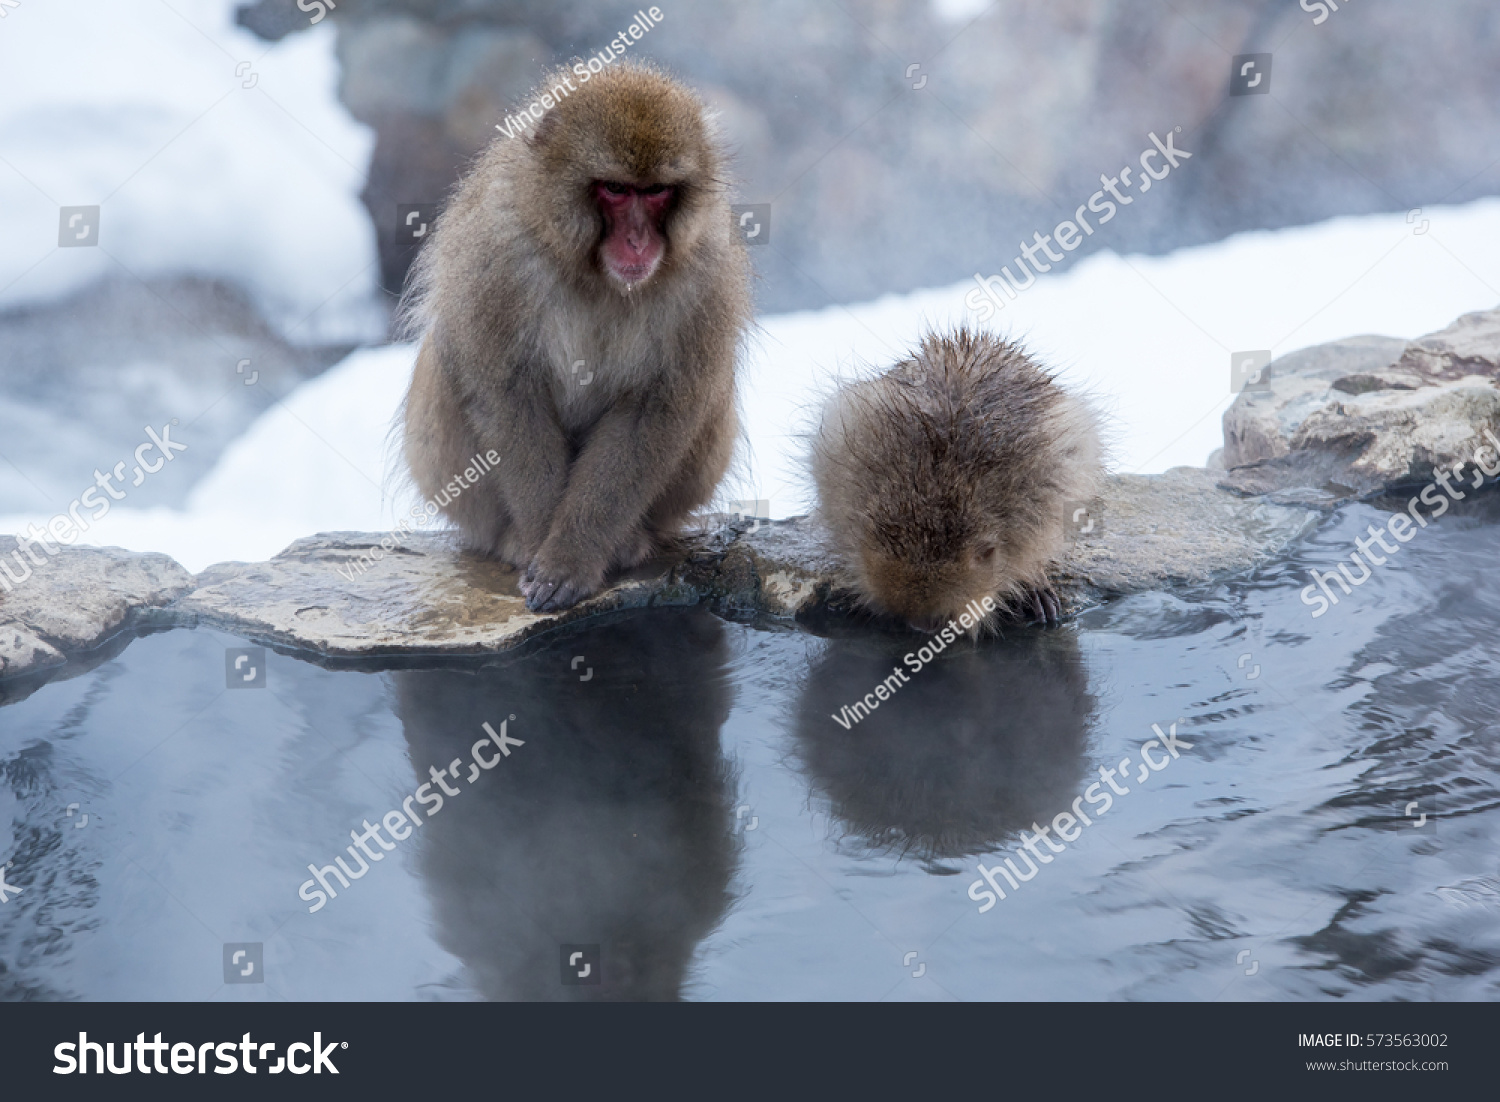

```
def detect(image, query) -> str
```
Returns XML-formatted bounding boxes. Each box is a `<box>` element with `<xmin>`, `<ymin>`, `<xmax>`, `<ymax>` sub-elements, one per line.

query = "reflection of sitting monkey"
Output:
<box><xmin>393</xmin><ymin>609</ymin><xmax>737</xmax><ymax>1001</ymax></box>
<box><xmin>792</xmin><ymin>628</ymin><xmax>1094</xmax><ymax>862</ymax></box>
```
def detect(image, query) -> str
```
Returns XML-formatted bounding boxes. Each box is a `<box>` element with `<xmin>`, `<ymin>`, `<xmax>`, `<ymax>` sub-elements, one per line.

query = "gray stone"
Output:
<box><xmin>1395</xmin><ymin>306</ymin><xmax>1500</xmax><ymax>380</ymax></box>
<box><xmin>245</xmin><ymin>0</ymin><xmax>1500</xmax><ymax>316</ymax></box>
<box><xmin>1221</xmin><ymin>335</ymin><xmax>1409</xmax><ymax>470</ymax></box>
<box><xmin>171</xmin><ymin>531</ymin><xmax>706</xmax><ymax>661</ymax></box>
<box><xmin>335</xmin><ymin>17</ymin><xmax>547</xmax><ymax>295</ymax></box>
<box><xmin>0</xmin><ymin>464</ymin><xmax>1310</xmax><ymax>672</ymax></box>
<box><xmin>715</xmin><ymin>518</ymin><xmax>844</xmax><ymax>618</ymax></box>
<box><xmin>1220</xmin><ymin>309</ymin><xmax>1500</xmax><ymax>502</ymax></box>
<box><xmin>1055</xmin><ymin>468</ymin><xmax>1316</xmax><ymax>600</ymax></box>
<box><xmin>337</xmin><ymin>15</ymin><xmax>453</xmax><ymax>121</ymax></box>
<box><xmin>0</xmin><ymin>539</ymin><xmax>195</xmax><ymax>681</ymax></box>
<box><xmin>0</xmin><ymin>621</ymin><xmax>63</xmax><ymax>682</ymax></box>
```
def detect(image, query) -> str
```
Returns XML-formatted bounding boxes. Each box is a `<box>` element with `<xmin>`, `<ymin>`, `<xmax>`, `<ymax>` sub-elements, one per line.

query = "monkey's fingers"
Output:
<box><xmin>526</xmin><ymin>576</ymin><xmax>591</xmax><ymax>613</ymax></box>
<box><xmin>524</xmin><ymin>578</ymin><xmax>558</xmax><ymax>611</ymax></box>
<box><xmin>1024</xmin><ymin>585</ymin><xmax>1062</xmax><ymax>627</ymax></box>
<box><xmin>517</xmin><ymin>562</ymin><xmax>539</xmax><ymax>599</ymax></box>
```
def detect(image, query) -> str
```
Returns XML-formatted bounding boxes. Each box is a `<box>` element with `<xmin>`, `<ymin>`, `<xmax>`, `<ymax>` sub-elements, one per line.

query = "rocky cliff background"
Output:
<box><xmin>238</xmin><ymin>0</ymin><xmax>1500</xmax><ymax>312</ymax></box>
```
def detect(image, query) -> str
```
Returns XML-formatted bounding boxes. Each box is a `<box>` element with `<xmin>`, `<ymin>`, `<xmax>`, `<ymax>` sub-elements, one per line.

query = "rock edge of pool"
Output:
<box><xmin>4</xmin><ymin>302</ymin><xmax>1500</xmax><ymax>690</ymax></box>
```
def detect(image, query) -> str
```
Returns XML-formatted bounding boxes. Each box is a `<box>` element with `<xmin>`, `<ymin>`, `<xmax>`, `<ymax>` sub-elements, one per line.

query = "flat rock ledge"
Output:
<box><xmin>0</xmin><ymin>466</ymin><xmax>1315</xmax><ymax>680</ymax></box>
<box><xmin>0</xmin><ymin>538</ymin><xmax>194</xmax><ymax>682</ymax></box>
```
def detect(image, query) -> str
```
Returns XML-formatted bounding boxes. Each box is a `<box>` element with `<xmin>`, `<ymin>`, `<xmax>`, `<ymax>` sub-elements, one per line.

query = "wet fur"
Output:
<box><xmin>811</xmin><ymin>328</ymin><xmax>1102</xmax><ymax>631</ymax></box>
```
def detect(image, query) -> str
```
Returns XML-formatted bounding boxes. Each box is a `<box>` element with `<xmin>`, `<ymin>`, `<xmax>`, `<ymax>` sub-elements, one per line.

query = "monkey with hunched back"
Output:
<box><xmin>402</xmin><ymin>61</ymin><xmax>752</xmax><ymax>612</ymax></box>
<box><xmin>811</xmin><ymin>328</ymin><xmax>1103</xmax><ymax>630</ymax></box>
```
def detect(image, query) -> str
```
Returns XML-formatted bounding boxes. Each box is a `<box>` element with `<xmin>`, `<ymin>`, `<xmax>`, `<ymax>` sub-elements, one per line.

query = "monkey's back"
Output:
<box><xmin>813</xmin><ymin>328</ymin><xmax>1101</xmax><ymax>600</ymax></box>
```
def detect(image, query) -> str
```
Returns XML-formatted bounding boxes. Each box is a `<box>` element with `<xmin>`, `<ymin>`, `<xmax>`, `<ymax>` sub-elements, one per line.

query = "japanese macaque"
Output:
<box><xmin>811</xmin><ymin>328</ymin><xmax>1103</xmax><ymax>630</ymax></box>
<box><xmin>401</xmin><ymin>61</ymin><xmax>751</xmax><ymax>612</ymax></box>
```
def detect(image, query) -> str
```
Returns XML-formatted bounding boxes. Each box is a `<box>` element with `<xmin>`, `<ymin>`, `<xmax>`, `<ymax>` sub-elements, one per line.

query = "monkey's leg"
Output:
<box><xmin>625</xmin><ymin>409</ymin><xmax>738</xmax><ymax>570</ymax></box>
<box><xmin>525</xmin><ymin>395</ymin><xmax>722</xmax><ymax>612</ymax></box>
<box><xmin>405</xmin><ymin>341</ymin><xmax>509</xmax><ymax>553</ymax></box>
<box><xmin>468</xmin><ymin>377</ymin><xmax>571</xmax><ymax>571</ymax></box>
<box><xmin>409</xmin><ymin>338</ymin><xmax>570</xmax><ymax>570</ymax></box>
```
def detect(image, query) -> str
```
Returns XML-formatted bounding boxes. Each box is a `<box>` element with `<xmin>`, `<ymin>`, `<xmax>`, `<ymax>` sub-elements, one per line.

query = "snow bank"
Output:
<box><xmin>0</xmin><ymin>0</ymin><xmax>378</xmax><ymax>342</ymax></box>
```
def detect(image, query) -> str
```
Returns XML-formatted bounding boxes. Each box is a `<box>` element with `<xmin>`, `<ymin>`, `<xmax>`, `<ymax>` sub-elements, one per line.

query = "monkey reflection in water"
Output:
<box><xmin>793</xmin><ymin>627</ymin><xmax>1094</xmax><ymax>863</ymax></box>
<box><xmin>394</xmin><ymin>608</ymin><xmax>736</xmax><ymax>1001</ymax></box>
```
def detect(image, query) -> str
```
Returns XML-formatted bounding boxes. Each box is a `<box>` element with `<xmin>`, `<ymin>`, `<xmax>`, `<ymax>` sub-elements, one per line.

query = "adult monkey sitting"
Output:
<box><xmin>401</xmin><ymin>61</ymin><xmax>752</xmax><ymax>612</ymax></box>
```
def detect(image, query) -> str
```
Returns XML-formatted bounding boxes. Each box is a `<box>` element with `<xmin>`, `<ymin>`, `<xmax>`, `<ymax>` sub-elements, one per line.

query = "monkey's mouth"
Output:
<box><xmin>609</xmin><ymin>258</ymin><xmax>660</xmax><ymax>287</ymax></box>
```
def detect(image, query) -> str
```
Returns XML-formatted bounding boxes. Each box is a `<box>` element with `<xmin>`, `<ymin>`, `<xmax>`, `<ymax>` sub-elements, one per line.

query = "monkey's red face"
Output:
<box><xmin>594</xmin><ymin>181</ymin><xmax>675</xmax><ymax>288</ymax></box>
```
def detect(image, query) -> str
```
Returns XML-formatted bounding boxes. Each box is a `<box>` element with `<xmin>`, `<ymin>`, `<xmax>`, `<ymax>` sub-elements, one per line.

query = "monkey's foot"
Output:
<box><xmin>1020</xmin><ymin>584</ymin><xmax>1062</xmax><ymax>627</ymax></box>
<box><xmin>517</xmin><ymin>562</ymin><xmax>563</xmax><ymax>606</ymax></box>
<box><xmin>521</xmin><ymin>559</ymin><xmax>602</xmax><ymax>613</ymax></box>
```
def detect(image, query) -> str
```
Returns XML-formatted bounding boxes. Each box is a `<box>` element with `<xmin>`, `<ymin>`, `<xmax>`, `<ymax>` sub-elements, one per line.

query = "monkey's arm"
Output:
<box><xmin>525</xmin><ymin>382</ymin><xmax>725</xmax><ymax>612</ymax></box>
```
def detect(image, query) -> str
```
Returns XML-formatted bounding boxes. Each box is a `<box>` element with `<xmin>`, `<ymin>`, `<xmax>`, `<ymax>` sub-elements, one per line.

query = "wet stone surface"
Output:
<box><xmin>0</xmin><ymin>466</ymin><xmax>1317</xmax><ymax>683</ymax></box>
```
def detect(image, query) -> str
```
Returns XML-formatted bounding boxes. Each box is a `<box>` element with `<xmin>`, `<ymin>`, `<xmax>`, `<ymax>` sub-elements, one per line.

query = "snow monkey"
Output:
<box><xmin>402</xmin><ymin>61</ymin><xmax>752</xmax><ymax>612</ymax></box>
<box><xmin>811</xmin><ymin>328</ymin><xmax>1103</xmax><ymax>631</ymax></box>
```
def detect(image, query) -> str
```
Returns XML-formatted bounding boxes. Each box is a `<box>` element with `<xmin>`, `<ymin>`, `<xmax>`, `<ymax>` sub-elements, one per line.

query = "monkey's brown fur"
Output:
<box><xmin>811</xmin><ymin>329</ymin><xmax>1102</xmax><ymax>631</ymax></box>
<box><xmin>401</xmin><ymin>61</ymin><xmax>751</xmax><ymax>611</ymax></box>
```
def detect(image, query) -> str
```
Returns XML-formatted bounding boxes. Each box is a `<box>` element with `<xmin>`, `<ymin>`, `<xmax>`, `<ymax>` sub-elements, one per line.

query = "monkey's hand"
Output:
<box><xmin>1019</xmin><ymin>583</ymin><xmax>1063</xmax><ymax>627</ymax></box>
<box><xmin>520</xmin><ymin>553</ymin><xmax>606</xmax><ymax>613</ymax></box>
<box><xmin>518</xmin><ymin>527</ymin><xmax>655</xmax><ymax>607</ymax></box>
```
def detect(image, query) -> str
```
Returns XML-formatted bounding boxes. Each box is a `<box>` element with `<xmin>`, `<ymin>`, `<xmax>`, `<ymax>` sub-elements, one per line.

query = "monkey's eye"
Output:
<box><xmin>601</xmin><ymin>181</ymin><xmax>630</xmax><ymax>195</ymax></box>
<box><xmin>638</xmin><ymin>184</ymin><xmax>668</xmax><ymax>195</ymax></box>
